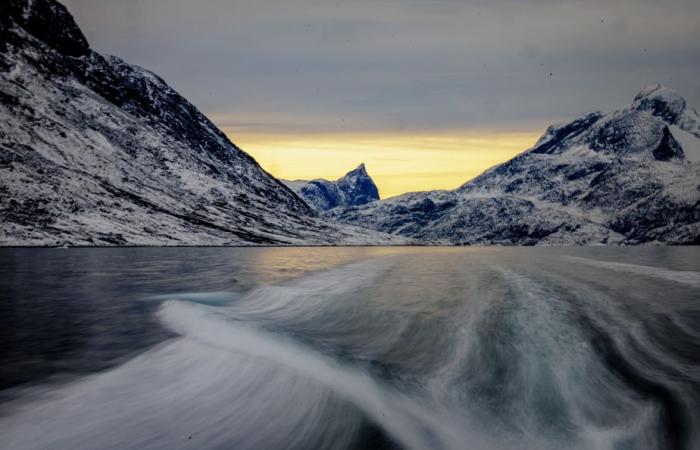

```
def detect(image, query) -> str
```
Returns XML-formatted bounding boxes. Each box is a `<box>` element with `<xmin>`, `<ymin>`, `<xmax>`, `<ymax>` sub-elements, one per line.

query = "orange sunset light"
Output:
<box><xmin>225</xmin><ymin>131</ymin><xmax>540</xmax><ymax>198</ymax></box>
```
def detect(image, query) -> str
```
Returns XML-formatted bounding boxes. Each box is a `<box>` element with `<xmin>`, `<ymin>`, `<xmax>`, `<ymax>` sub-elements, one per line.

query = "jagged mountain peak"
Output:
<box><xmin>283</xmin><ymin>164</ymin><xmax>380</xmax><ymax>212</ymax></box>
<box><xmin>338</xmin><ymin>163</ymin><xmax>370</xmax><ymax>183</ymax></box>
<box><xmin>347</xmin><ymin>162</ymin><xmax>367</xmax><ymax>174</ymax></box>
<box><xmin>337</xmin><ymin>163</ymin><xmax>379</xmax><ymax>202</ymax></box>
<box><xmin>3</xmin><ymin>0</ymin><xmax>90</xmax><ymax>57</ymax></box>
<box><xmin>335</xmin><ymin>163</ymin><xmax>369</xmax><ymax>184</ymax></box>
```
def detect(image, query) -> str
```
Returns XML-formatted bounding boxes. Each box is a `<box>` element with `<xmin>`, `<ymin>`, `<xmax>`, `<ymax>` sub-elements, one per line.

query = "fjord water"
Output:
<box><xmin>1</xmin><ymin>247</ymin><xmax>699</xmax><ymax>450</ymax></box>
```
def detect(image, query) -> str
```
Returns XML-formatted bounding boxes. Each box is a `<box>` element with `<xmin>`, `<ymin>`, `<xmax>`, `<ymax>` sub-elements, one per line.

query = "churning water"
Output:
<box><xmin>0</xmin><ymin>247</ymin><xmax>699</xmax><ymax>450</ymax></box>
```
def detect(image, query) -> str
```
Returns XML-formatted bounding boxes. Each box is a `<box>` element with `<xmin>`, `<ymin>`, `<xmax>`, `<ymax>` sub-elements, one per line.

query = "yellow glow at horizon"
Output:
<box><xmin>226</xmin><ymin>131</ymin><xmax>540</xmax><ymax>198</ymax></box>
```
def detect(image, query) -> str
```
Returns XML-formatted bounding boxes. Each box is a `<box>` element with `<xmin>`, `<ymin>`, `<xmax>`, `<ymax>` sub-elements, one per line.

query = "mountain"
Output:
<box><xmin>327</xmin><ymin>85</ymin><xmax>700</xmax><ymax>245</ymax></box>
<box><xmin>282</xmin><ymin>163</ymin><xmax>380</xmax><ymax>212</ymax></box>
<box><xmin>0</xmin><ymin>0</ymin><xmax>405</xmax><ymax>246</ymax></box>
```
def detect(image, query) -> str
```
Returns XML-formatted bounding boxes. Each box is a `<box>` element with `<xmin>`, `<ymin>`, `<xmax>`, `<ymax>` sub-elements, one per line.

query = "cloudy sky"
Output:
<box><xmin>64</xmin><ymin>0</ymin><xmax>700</xmax><ymax>197</ymax></box>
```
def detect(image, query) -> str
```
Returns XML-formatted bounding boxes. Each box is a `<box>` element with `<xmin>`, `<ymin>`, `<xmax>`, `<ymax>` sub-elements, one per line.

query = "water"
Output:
<box><xmin>0</xmin><ymin>247</ymin><xmax>699</xmax><ymax>450</ymax></box>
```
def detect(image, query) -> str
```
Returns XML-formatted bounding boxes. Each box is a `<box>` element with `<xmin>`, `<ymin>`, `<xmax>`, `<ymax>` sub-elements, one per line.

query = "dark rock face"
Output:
<box><xmin>283</xmin><ymin>163</ymin><xmax>380</xmax><ymax>212</ymax></box>
<box><xmin>531</xmin><ymin>112</ymin><xmax>603</xmax><ymax>155</ymax></box>
<box><xmin>2</xmin><ymin>0</ymin><xmax>89</xmax><ymax>57</ymax></box>
<box><xmin>327</xmin><ymin>86</ymin><xmax>700</xmax><ymax>245</ymax></box>
<box><xmin>652</xmin><ymin>127</ymin><xmax>685</xmax><ymax>162</ymax></box>
<box><xmin>336</xmin><ymin>164</ymin><xmax>380</xmax><ymax>207</ymax></box>
<box><xmin>0</xmin><ymin>0</ymin><xmax>400</xmax><ymax>245</ymax></box>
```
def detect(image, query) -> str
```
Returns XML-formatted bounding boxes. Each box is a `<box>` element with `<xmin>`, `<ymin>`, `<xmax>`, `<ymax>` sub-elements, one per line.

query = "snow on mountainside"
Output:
<box><xmin>327</xmin><ymin>85</ymin><xmax>700</xmax><ymax>245</ymax></box>
<box><xmin>282</xmin><ymin>163</ymin><xmax>380</xmax><ymax>212</ymax></box>
<box><xmin>0</xmin><ymin>0</ymin><xmax>406</xmax><ymax>246</ymax></box>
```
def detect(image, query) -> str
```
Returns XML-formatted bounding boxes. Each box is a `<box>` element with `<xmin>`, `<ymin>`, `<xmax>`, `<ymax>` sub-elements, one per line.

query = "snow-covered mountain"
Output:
<box><xmin>327</xmin><ymin>85</ymin><xmax>700</xmax><ymax>245</ymax></box>
<box><xmin>282</xmin><ymin>163</ymin><xmax>380</xmax><ymax>212</ymax></box>
<box><xmin>0</xmin><ymin>0</ymin><xmax>406</xmax><ymax>246</ymax></box>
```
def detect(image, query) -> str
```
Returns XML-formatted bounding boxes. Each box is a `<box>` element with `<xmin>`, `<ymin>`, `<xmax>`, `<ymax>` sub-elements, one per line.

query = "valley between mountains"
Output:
<box><xmin>1</xmin><ymin>0</ymin><xmax>698</xmax><ymax>246</ymax></box>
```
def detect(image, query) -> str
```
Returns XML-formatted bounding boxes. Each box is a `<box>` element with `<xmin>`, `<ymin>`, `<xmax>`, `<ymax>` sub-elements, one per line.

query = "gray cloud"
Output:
<box><xmin>64</xmin><ymin>0</ymin><xmax>700</xmax><ymax>134</ymax></box>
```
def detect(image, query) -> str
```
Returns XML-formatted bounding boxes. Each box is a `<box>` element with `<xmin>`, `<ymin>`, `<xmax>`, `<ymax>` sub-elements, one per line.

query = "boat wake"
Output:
<box><xmin>1</xmin><ymin>256</ymin><xmax>698</xmax><ymax>450</ymax></box>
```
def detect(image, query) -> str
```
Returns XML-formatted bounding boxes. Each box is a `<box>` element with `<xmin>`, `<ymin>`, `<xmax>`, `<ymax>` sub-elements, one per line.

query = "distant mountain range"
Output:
<box><xmin>282</xmin><ymin>164</ymin><xmax>379</xmax><ymax>212</ymax></box>
<box><xmin>326</xmin><ymin>85</ymin><xmax>700</xmax><ymax>244</ymax></box>
<box><xmin>0</xmin><ymin>0</ymin><xmax>405</xmax><ymax>246</ymax></box>
<box><xmin>1</xmin><ymin>0</ymin><xmax>698</xmax><ymax>246</ymax></box>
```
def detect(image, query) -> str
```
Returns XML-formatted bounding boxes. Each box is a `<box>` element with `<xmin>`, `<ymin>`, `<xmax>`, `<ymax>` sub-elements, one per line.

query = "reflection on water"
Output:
<box><xmin>0</xmin><ymin>247</ymin><xmax>699</xmax><ymax>450</ymax></box>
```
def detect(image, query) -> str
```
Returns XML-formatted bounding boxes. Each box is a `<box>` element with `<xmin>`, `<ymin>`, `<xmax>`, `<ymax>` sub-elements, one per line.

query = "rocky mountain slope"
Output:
<box><xmin>282</xmin><ymin>163</ymin><xmax>380</xmax><ymax>212</ymax></box>
<box><xmin>0</xmin><ymin>0</ymin><xmax>405</xmax><ymax>246</ymax></box>
<box><xmin>327</xmin><ymin>85</ymin><xmax>700</xmax><ymax>245</ymax></box>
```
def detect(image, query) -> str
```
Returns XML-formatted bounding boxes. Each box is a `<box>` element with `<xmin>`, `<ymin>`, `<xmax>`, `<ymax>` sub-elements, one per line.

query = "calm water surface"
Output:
<box><xmin>1</xmin><ymin>247</ymin><xmax>699</xmax><ymax>450</ymax></box>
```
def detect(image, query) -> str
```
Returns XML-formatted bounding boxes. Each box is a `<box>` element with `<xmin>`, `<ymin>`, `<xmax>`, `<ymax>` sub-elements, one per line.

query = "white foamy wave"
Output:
<box><xmin>567</xmin><ymin>256</ymin><xmax>700</xmax><ymax>288</ymax></box>
<box><xmin>0</xmin><ymin>322</ymin><xmax>357</xmax><ymax>449</ymax></box>
<box><xmin>0</xmin><ymin>298</ymin><xmax>477</xmax><ymax>450</ymax></box>
<box><xmin>158</xmin><ymin>300</ymin><xmax>483</xmax><ymax>449</ymax></box>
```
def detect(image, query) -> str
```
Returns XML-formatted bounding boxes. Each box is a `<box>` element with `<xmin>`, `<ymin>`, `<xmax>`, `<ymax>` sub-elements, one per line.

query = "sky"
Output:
<box><xmin>64</xmin><ymin>0</ymin><xmax>700</xmax><ymax>198</ymax></box>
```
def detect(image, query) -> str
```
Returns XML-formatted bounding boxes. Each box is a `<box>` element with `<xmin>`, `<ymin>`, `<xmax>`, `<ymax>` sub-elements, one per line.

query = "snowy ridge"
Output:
<box><xmin>0</xmin><ymin>0</ymin><xmax>407</xmax><ymax>246</ymax></box>
<box><xmin>1</xmin><ymin>0</ymin><xmax>697</xmax><ymax>246</ymax></box>
<box><xmin>327</xmin><ymin>86</ymin><xmax>700</xmax><ymax>245</ymax></box>
<box><xmin>282</xmin><ymin>163</ymin><xmax>380</xmax><ymax>212</ymax></box>
<box><xmin>632</xmin><ymin>84</ymin><xmax>700</xmax><ymax>138</ymax></box>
